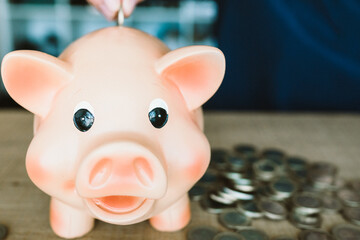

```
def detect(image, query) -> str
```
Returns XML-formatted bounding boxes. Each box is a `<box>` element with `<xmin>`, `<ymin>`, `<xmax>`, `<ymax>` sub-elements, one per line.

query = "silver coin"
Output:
<box><xmin>337</xmin><ymin>188</ymin><xmax>360</xmax><ymax>207</ymax></box>
<box><xmin>222</xmin><ymin>186</ymin><xmax>255</xmax><ymax>201</ymax></box>
<box><xmin>254</xmin><ymin>159</ymin><xmax>278</xmax><ymax>181</ymax></box>
<box><xmin>218</xmin><ymin>209</ymin><xmax>251</xmax><ymax>230</ymax></box>
<box><xmin>261</xmin><ymin>148</ymin><xmax>286</xmax><ymax>160</ymax></box>
<box><xmin>342</xmin><ymin>207</ymin><xmax>360</xmax><ymax>226</ymax></box>
<box><xmin>213</xmin><ymin>232</ymin><xmax>245</xmax><ymax>240</ymax></box>
<box><xmin>290</xmin><ymin>169</ymin><xmax>308</xmax><ymax>182</ymax></box>
<box><xmin>210</xmin><ymin>149</ymin><xmax>229</xmax><ymax>170</ymax></box>
<box><xmin>285</xmin><ymin>156</ymin><xmax>308</xmax><ymax>171</ymax></box>
<box><xmin>257</xmin><ymin>186</ymin><xmax>273</xmax><ymax>198</ymax></box>
<box><xmin>298</xmin><ymin>229</ymin><xmax>334</xmax><ymax>240</ymax></box>
<box><xmin>237</xmin><ymin>201</ymin><xmax>263</xmax><ymax>219</ymax></box>
<box><xmin>292</xmin><ymin>192</ymin><xmax>323</xmax><ymax>215</ymax></box>
<box><xmin>322</xmin><ymin>195</ymin><xmax>342</xmax><ymax>213</ymax></box>
<box><xmin>187</xmin><ymin>225</ymin><xmax>220</xmax><ymax>240</ymax></box>
<box><xmin>229</xmin><ymin>178</ymin><xmax>257</xmax><ymax>193</ymax></box>
<box><xmin>272</xmin><ymin>237</ymin><xmax>295</xmax><ymax>240</ymax></box>
<box><xmin>308</xmin><ymin>162</ymin><xmax>337</xmax><ymax>189</ymax></box>
<box><xmin>210</xmin><ymin>190</ymin><xmax>237</xmax><ymax>205</ymax></box>
<box><xmin>310</xmin><ymin>162</ymin><xmax>337</xmax><ymax>175</ymax></box>
<box><xmin>199</xmin><ymin>169</ymin><xmax>220</xmax><ymax>185</ymax></box>
<box><xmin>270</xmin><ymin>177</ymin><xmax>297</xmax><ymax>199</ymax></box>
<box><xmin>331</xmin><ymin>223</ymin><xmax>360</xmax><ymax>240</ymax></box>
<box><xmin>0</xmin><ymin>224</ymin><xmax>7</xmax><ymax>240</ymax></box>
<box><xmin>227</xmin><ymin>155</ymin><xmax>249</xmax><ymax>172</ymax></box>
<box><xmin>233</xmin><ymin>144</ymin><xmax>257</xmax><ymax>157</ymax></box>
<box><xmin>189</xmin><ymin>185</ymin><xmax>207</xmax><ymax>201</ymax></box>
<box><xmin>327</xmin><ymin>178</ymin><xmax>346</xmax><ymax>192</ymax></box>
<box><xmin>200</xmin><ymin>195</ymin><xmax>235</xmax><ymax>214</ymax></box>
<box><xmin>237</xmin><ymin>228</ymin><xmax>269</xmax><ymax>240</ymax></box>
<box><xmin>289</xmin><ymin>211</ymin><xmax>322</xmax><ymax>229</ymax></box>
<box><xmin>222</xmin><ymin>172</ymin><xmax>253</xmax><ymax>182</ymax></box>
<box><xmin>258</xmin><ymin>199</ymin><xmax>287</xmax><ymax>220</ymax></box>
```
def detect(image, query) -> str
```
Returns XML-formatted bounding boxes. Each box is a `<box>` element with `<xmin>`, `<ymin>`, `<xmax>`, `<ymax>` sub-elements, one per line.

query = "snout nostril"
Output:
<box><xmin>134</xmin><ymin>157</ymin><xmax>154</xmax><ymax>188</ymax></box>
<box><xmin>89</xmin><ymin>158</ymin><xmax>112</xmax><ymax>187</ymax></box>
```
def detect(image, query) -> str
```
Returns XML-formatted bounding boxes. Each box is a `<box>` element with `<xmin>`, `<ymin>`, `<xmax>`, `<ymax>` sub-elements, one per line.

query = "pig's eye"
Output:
<box><xmin>73</xmin><ymin>102</ymin><xmax>95</xmax><ymax>132</ymax></box>
<box><xmin>148</xmin><ymin>98</ymin><xmax>168</xmax><ymax>129</ymax></box>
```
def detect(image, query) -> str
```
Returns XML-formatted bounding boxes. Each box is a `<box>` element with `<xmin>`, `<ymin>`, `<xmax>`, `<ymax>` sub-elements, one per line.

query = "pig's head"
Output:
<box><xmin>1</xmin><ymin>27</ymin><xmax>225</xmax><ymax>225</ymax></box>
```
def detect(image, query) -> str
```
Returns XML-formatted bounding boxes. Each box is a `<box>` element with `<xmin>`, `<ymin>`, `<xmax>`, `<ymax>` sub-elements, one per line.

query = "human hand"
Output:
<box><xmin>87</xmin><ymin>0</ymin><xmax>144</xmax><ymax>20</ymax></box>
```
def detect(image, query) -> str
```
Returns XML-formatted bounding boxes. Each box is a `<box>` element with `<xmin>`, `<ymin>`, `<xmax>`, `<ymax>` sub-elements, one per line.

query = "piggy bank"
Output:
<box><xmin>1</xmin><ymin>27</ymin><xmax>225</xmax><ymax>238</ymax></box>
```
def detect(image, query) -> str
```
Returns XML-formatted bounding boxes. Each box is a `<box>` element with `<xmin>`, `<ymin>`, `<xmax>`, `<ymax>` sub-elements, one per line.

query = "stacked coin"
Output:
<box><xmin>289</xmin><ymin>192</ymin><xmax>323</xmax><ymax>229</ymax></box>
<box><xmin>187</xmin><ymin>144</ymin><xmax>360</xmax><ymax>240</ymax></box>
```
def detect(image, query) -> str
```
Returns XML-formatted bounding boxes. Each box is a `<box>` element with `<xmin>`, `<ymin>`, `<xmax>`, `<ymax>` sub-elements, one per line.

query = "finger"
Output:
<box><xmin>88</xmin><ymin>0</ymin><xmax>120</xmax><ymax>21</ymax></box>
<box><xmin>122</xmin><ymin>0</ymin><xmax>142</xmax><ymax>18</ymax></box>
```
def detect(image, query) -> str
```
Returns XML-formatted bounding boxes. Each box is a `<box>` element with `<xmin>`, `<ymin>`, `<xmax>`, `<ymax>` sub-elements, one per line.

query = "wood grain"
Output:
<box><xmin>0</xmin><ymin>110</ymin><xmax>359</xmax><ymax>239</ymax></box>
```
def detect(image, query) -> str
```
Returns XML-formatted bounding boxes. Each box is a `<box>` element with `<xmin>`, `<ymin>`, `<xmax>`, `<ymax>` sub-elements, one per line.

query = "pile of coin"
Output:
<box><xmin>187</xmin><ymin>144</ymin><xmax>360</xmax><ymax>240</ymax></box>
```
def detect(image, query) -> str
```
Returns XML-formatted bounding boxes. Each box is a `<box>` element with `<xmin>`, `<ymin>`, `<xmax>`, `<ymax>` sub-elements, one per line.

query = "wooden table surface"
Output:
<box><xmin>0</xmin><ymin>110</ymin><xmax>359</xmax><ymax>239</ymax></box>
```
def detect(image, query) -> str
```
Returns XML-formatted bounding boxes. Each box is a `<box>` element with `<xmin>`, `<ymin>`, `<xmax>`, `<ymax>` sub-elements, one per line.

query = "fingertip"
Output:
<box><xmin>123</xmin><ymin>0</ymin><xmax>137</xmax><ymax>18</ymax></box>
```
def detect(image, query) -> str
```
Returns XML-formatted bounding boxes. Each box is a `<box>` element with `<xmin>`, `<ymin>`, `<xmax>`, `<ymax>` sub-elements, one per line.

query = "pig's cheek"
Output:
<box><xmin>179</xmin><ymin>134</ymin><xmax>210</xmax><ymax>182</ymax></box>
<box><xmin>26</xmin><ymin>157</ymin><xmax>51</xmax><ymax>189</ymax></box>
<box><xmin>185</xmin><ymin>152</ymin><xmax>210</xmax><ymax>182</ymax></box>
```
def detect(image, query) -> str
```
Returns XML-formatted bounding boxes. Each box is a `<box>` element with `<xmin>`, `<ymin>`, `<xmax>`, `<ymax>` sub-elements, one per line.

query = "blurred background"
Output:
<box><xmin>1</xmin><ymin>0</ymin><xmax>360</xmax><ymax>111</ymax></box>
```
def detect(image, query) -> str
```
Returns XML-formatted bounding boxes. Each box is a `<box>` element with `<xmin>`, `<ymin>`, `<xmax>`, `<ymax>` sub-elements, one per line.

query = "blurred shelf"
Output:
<box><xmin>0</xmin><ymin>0</ymin><xmax>218</xmax><ymax>96</ymax></box>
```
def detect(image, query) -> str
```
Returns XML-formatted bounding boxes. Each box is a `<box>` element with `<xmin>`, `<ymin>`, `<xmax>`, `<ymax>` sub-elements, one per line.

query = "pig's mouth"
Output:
<box><xmin>92</xmin><ymin>196</ymin><xmax>146</xmax><ymax>214</ymax></box>
<box><xmin>85</xmin><ymin>195</ymin><xmax>155</xmax><ymax>224</ymax></box>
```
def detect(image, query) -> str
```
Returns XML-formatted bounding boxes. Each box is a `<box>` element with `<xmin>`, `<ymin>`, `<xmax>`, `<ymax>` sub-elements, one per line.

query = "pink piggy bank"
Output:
<box><xmin>1</xmin><ymin>27</ymin><xmax>225</xmax><ymax>238</ymax></box>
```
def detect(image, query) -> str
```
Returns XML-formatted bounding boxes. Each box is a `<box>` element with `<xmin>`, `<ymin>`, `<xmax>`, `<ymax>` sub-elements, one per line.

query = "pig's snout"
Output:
<box><xmin>76</xmin><ymin>141</ymin><xmax>167</xmax><ymax>223</ymax></box>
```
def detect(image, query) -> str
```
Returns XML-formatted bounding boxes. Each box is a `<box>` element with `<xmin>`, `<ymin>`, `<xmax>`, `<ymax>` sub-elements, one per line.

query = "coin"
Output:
<box><xmin>189</xmin><ymin>185</ymin><xmax>207</xmax><ymax>201</ymax></box>
<box><xmin>227</xmin><ymin>155</ymin><xmax>249</xmax><ymax>172</ymax></box>
<box><xmin>218</xmin><ymin>210</ymin><xmax>251</xmax><ymax>230</ymax></box>
<box><xmin>237</xmin><ymin>228</ymin><xmax>269</xmax><ymax>240</ymax></box>
<box><xmin>209</xmin><ymin>189</ymin><xmax>237</xmax><ymax>205</ymax></box>
<box><xmin>254</xmin><ymin>159</ymin><xmax>278</xmax><ymax>181</ymax></box>
<box><xmin>199</xmin><ymin>169</ymin><xmax>219</xmax><ymax>185</ymax></box>
<box><xmin>342</xmin><ymin>207</ymin><xmax>360</xmax><ymax>226</ymax></box>
<box><xmin>308</xmin><ymin>162</ymin><xmax>337</xmax><ymax>190</ymax></box>
<box><xmin>187</xmin><ymin>225</ymin><xmax>220</xmax><ymax>240</ymax></box>
<box><xmin>222</xmin><ymin>186</ymin><xmax>255</xmax><ymax>201</ymax></box>
<box><xmin>298</xmin><ymin>229</ymin><xmax>333</xmax><ymax>240</ymax></box>
<box><xmin>261</xmin><ymin>148</ymin><xmax>285</xmax><ymax>160</ymax></box>
<box><xmin>273</xmin><ymin>237</ymin><xmax>295</xmax><ymax>240</ymax></box>
<box><xmin>230</xmin><ymin>177</ymin><xmax>258</xmax><ymax>193</ymax></box>
<box><xmin>269</xmin><ymin>177</ymin><xmax>297</xmax><ymax>200</ymax></box>
<box><xmin>237</xmin><ymin>201</ymin><xmax>263</xmax><ymax>219</ymax></box>
<box><xmin>0</xmin><ymin>224</ymin><xmax>8</xmax><ymax>240</ymax></box>
<box><xmin>286</xmin><ymin>156</ymin><xmax>307</xmax><ymax>171</ymax></box>
<box><xmin>292</xmin><ymin>192</ymin><xmax>323</xmax><ymax>215</ymax></box>
<box><xmin>289</xmin><ymin>211</ymin><xmax>322</xmax><ymax>229</ymax></box>
<box><xmin>331</xmin><ymin>223</ymin><xmax>360</xmax><ymax>240</ymax></box>
<box><xmin>290</xmin><ymin>169</ymin><xmax>308</xmax><ymax>182</ymax></box>
<box><xmin>210</xmin><ymin>149</ymin><xmax>229</xmax><ymax>170</ymax></box>
<box><xmin>234</xmin><ymin>144</ymin><xmax>257</xmax><ymax>157</ymax></box>
<box><xmin>337</xmin><ymin>188</ymin><xmax>360</xmax><ymax>207</ymax></box>
<box><xmin>258</xmin><ymin>199</ymin><xmax>287</xmax><ymax>220</ymax></box>
<box><xmin>310</xmin><ymin>162</ymin><xmax>337</xmax><ymax>175</ymax></box>
<box><xmin>322</xmin><ymin>195</ymin><xmax>342</xmax><ymax>213</ymax></box>
<box><xmin>200</xmin><ymin>195</ymin><xmax>235</xmax><ymax>214</ymax></box>
<box><xmin>213</xmin><ymin>232</ymin><xmax>245</xmax><ymax>240</ymax></box>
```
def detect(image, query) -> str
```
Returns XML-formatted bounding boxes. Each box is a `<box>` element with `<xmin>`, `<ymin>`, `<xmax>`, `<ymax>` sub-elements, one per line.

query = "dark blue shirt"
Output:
<box><xmin>205</xmin><ymin>0</ymin><xmax>360</xmax><ymax>111</ymax></box>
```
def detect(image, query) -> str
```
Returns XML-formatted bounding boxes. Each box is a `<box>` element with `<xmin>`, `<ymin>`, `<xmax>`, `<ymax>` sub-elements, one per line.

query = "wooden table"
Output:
<box><xmin>0</xmin><ymin>110</ymin><xmax>359</xmax><ymax>239</ymax></box>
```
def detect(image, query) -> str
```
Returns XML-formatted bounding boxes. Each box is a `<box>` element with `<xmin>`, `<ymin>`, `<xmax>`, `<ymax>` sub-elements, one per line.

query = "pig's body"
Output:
<box><xmin>1</xmin><ymin>27</ymin><xmax>225</xmax><ymax>239</ymax></box>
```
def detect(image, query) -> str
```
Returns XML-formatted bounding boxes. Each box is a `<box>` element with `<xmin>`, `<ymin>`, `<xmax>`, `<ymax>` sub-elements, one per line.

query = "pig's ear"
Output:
<box><xmin>1</xmin><ymin>50</ymin><xmax>73</xmax><ymax>117</ymax></box>
<box><xmin>155</xmin><ymin>46</ymin><xmax>225</xmax><ymax>111</ymax></box>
